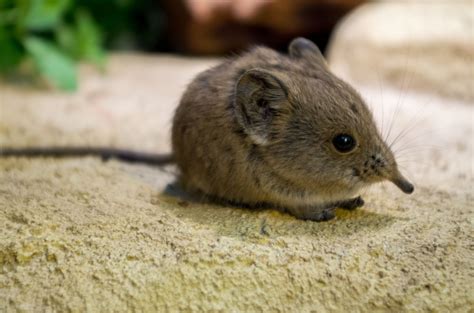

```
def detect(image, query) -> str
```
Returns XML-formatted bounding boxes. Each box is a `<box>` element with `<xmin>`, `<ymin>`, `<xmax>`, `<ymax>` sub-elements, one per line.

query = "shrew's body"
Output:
<box><xmin>172</xmin><ymin>38</ymin><xmax>413</xmax><ymax>221</ymax></box>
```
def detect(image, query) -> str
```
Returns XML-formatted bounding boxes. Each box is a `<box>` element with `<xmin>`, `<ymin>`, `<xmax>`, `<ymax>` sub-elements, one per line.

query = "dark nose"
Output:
<box><xmin>390</xmin><ymin>173</ymin><xmax>414</xmax><ymax>194</ymax></box>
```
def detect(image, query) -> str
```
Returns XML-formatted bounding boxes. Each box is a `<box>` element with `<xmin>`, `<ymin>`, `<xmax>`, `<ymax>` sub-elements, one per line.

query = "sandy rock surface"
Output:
<box><xmin>1</xmin><ymin>53</ymin><xmax>473</xmax><ymax>312</ymax></box>
<box><xmin>327</xmin><ymin>1</ymin><xmax>474</xmax><ymax>102</ymax></box>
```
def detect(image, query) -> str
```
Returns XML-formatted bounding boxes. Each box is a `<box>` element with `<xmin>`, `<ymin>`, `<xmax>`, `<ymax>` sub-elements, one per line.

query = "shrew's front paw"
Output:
<box><xmin>287</xmin><ymin>206</ymin><xmax>336</xmax><ymax>222</ymax></box>
<box><xmin>337</xmin><ymin>196</ymin><xmax>365</xmax><ymax>211</ymax></box>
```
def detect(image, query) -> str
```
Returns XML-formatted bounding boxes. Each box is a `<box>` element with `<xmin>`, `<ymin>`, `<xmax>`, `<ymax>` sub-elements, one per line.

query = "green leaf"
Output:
<box><xmin>55</xmin><ymin>23</ymin><xmax>76</xmax><ymax>56</ymax></box>
<box><xmin>0</xmin><ymin>28</ymin><xmax>24</xmax><ymax>72</ymax></box>
<box><xmin>23</xmin><ymin>36</ymin><xmax>77</xmax><ymax>91</ymax></box>
<box><xmin>24</xmin><ymin>0</ymin><xmax>70</xmax><ymax>30</ymax></box>
<box><xmin>0</xmin><ymin>0</ymin><xmax>15</xmax><ymax>10</ymax></box>
<box><xmin>55</xmin><ymin>10</ymin><xmax>106</xmax><ymax>68</ymax></box>
<box><xmin>75</xmin><ymin>10</ymin><xmax>105</xmax><ymax>67</ymax></box>
<box><xmin>0</xmin><ymin>7</ymin><xmax>19</xmax><ymax>26</ymax></box>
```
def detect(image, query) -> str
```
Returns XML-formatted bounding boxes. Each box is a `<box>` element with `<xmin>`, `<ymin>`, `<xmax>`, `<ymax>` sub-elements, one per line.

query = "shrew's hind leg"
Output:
<box><xmin>286</xmin><ymin>206</ymin><xmax>336</xmax><ymax>222</ymax></box>
<box><xmin>336</xmin><ymin>196</ymin><xmax>365</xmax><ymax>211</ymax></box>
<box><xmin>284</xmin><ymin>196</ymin><xmax>364</xmax><ymax>221</ymax></box>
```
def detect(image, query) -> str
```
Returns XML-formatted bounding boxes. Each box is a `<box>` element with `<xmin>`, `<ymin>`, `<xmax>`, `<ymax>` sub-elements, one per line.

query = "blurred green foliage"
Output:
<box><xmin>0</xmin><ymin>0</ymin><xmax>164</xmax><ymax>91</ymax></box>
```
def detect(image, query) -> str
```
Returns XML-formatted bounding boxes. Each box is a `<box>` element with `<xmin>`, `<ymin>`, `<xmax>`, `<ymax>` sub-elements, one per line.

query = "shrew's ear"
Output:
<box><xmin>234</xmin><ymin>69</ymin><xmax>288</xmax><ymax>145</ymax></box>
<box><xmin>289</xmin><ymin>37</ymin><xmax>327</xmax><ymax>68</ymax></box>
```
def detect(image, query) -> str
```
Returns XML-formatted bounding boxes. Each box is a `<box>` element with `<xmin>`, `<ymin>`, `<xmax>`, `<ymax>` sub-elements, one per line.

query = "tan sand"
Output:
<box><xmin>0</xmin><ymin>54</ymin><xmax>473</xmax><ymax>312</ymax></box>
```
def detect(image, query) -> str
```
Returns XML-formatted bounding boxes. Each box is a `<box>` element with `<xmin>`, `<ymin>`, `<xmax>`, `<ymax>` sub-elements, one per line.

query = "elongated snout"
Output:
<box><xmin>390</xmin><ymin>172</ymin><xmax>414</xmax><ymax>194</ymax></box>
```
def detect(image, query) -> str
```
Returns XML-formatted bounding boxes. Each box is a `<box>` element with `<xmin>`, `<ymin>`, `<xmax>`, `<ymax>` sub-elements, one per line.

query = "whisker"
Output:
<box><xmin>386</xmin><ymin>90</ymin><xmax>441</xmax><ymax>151</ymax></box>
<box><xmin>394</xmin><ymin>149</ymin><xmax>440</xmax><ymax>158</ymax></box>
<box><xmin>376</xmin><ymin>72</ymin><xmax>386</xmax><ymax>138</ymax></box>
<box><xmin>388</xmin><ymin>104</ymin><xmax>434</xmax><ymax>149</ymax></box>
<box><xmin>392</xmin><ymin>134</ymin><xmax>443</xmax><ymax>151</ymax></box>
<box><xmin>385</xmin><ymin>54</ymin><xmax>414</xmax><ymax>143</ymax></box>
<box><xmin>390</xmin><ymin>129</ymin><xmax>445</xmax><ymax>155</ymax></box>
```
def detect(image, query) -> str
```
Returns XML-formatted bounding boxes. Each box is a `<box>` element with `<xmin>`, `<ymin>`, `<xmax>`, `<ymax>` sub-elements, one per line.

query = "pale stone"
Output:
<box><xmin>0</xmin><ymin>54</ymin><xmax>472</xmax><ymax>312</ymax></box>
<box><xmin>327</xmin><ymin>1</ymin><xmax>474</xmax><ymax>102</ymax></box>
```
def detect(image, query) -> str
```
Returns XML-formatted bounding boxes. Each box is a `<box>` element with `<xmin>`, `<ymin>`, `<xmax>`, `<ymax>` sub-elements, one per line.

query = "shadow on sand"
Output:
<box><xmin>157</xmin><ymin>182</ymin><xmax>400</xmax><ymax>241</ymax></box>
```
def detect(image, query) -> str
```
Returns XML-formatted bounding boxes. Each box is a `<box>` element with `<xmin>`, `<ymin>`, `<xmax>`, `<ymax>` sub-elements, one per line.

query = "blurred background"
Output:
<box><xmin>1</xmin><ymin>3</ymin><xmax>474</xmax><ymax>312</ymax></box>
<box><xmin>0</xmin><ymin>0</ymin><xmax>365</xmax><ymax>90</ymax></box>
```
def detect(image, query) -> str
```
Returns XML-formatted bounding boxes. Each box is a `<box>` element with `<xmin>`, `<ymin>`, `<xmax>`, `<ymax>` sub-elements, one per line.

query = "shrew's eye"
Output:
<box><xmin>332</xmin><ymin>134</ymin><xmax>356</xmax><ymax>153</ymax></box>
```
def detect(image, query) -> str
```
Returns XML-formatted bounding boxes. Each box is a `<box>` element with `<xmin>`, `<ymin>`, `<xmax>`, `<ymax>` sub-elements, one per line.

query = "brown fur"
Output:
<box><xmin>172</xmin><ymin>37</ymin><xmax>413</xmax><ymax>221</ymax></box>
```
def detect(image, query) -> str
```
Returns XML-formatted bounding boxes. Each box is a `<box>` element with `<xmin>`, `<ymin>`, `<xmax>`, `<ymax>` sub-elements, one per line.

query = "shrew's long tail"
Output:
<box><xmin>0</xmin><ymin>147</ymin><xmax>174</xmax><ymax>166</ymax></box>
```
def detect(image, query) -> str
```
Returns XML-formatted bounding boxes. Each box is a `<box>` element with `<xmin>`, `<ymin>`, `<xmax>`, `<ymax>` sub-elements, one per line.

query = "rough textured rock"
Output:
<box><xmin>327</xmin><ymin>1</ymin><xmax>474</xmax><ymax>102</ymax></box>
<box><xmin>1</xmin><ymin>54</ymin><xmax>473</xmax><ymax>312</ymax></box>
